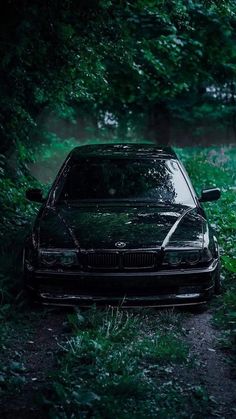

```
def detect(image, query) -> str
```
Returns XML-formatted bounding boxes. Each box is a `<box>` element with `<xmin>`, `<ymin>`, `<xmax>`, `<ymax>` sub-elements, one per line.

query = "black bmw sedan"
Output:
<box><xmin>24</xmin><ymin>144</ymin><xmax>221</xmax><ymax>307</ymax></box>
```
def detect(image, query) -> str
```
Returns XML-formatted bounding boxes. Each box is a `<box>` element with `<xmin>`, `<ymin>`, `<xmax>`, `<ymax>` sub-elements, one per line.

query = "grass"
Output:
<box><xmin>179</xmin><ymin>146</ymin><xmax>236</xmax><ymax>353</ymax></box>
<box><xmin>41</xmin><ymin>307</ymin><xmax>212</xmax><ymax>418</ymax></box>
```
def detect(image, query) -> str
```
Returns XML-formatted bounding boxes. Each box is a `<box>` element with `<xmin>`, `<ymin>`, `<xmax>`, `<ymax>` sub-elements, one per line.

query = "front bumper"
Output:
<box><xmin>25</xmin><ymin>258</ymin><xmax>219</xmax><ymax>307</ymax></box>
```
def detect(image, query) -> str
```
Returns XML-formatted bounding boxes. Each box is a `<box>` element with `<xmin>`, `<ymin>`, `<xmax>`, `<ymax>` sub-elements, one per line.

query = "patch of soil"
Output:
<box><xmin>182</xmin><ymin>310</ymin><xmax>236</xmax><ymax>419</ymax></box>
<box><xmin>1</xmin><ymin>308</ymin><xmax>71</xmax><ymax>419</ymax></box>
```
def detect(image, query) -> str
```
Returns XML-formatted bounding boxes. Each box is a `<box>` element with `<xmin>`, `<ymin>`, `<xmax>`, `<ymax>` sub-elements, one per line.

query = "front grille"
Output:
<box><xmin>87</xmin><ymin>252</ymin><xmax>119</xmax><ymax>269</ymax></box>
<box><xmin>84</xmin><ymin>251</ymin><xmax>156</xmax><ymax>270</ymax></box>
<box><xmin>123</xmin><ymin>252</ymin><xmax>155</xmax><ymax>268</ymax></box>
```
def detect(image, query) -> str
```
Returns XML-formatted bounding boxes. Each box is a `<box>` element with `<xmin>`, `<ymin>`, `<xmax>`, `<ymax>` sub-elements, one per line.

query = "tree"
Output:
<box><xmin>0</xmin><ymin>0</ymin><xmax>235</xmax><ymax>155</ymax></box>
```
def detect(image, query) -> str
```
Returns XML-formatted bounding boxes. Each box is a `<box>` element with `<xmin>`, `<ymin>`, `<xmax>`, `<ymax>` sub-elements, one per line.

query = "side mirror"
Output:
<box><xmin>26</xmin><ymin>188</ymin><xmax>45</xmax><ymax>203</ymax></box>
<box><xmin>199</xmin><ymin>188</ymin><xmax>221</xmax><ymax>203</ymax></box>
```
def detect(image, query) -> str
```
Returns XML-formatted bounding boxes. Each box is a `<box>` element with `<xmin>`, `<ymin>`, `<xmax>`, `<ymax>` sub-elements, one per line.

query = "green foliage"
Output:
<box><xmin>0</xmin><ymin>142</ymin><xmax>42</xmax><ymax>311</ymax></box>
<box><xmin>0</xmin><ymin>360</ymin><xmax>26</xmax><ymax>395</ymax></box>
<box><xmin>135</xmin><ymin>333</ymin><xmax>188</xmax><ymax>363</ymax></box>
<box><xmin>1</xmin><ymin>0</ymin><xmax>236</xmax><ymax>150</ymax></box>
<box><xmin>213</xmin><ymin>288</ymin><xmax>236</xmax><ymax>351</ymax></box>
<box><xmin>40</xmin><ymin>307</ymin><xmax>213</xmax><ymax>418</ymax></box>
<box><xmin>180</xmin><ymin>145</ymin><xmax>236</xmax><ymax>352</ymax></box>
<box><xmin>221</xmin><ymin>255</ymin><xmax>236</xmax><ymax>273</ymax></box>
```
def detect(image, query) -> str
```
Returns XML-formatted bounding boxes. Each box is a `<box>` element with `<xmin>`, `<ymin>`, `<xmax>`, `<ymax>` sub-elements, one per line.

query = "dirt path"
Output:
<box><xmin>1</xmin><ymin>307</ymin><xmax>236</xmax><ymax>418</ymax></box>
<box><xmin>1</xmin><ymin>309</ymin><xmax>70</xmax><ymax>419</ymax></box>
<box><xmin>183</xmin><ymin>310</ymin><xmax>236</xmax><ymax>419</ymax></box>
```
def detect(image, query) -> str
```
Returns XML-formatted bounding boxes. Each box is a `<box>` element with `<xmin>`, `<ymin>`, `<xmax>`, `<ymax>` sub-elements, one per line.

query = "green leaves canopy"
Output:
<box><xmin>0</xmin><ymin>0</ymin><xmax>236</xmax><ymax>151</ymax></box>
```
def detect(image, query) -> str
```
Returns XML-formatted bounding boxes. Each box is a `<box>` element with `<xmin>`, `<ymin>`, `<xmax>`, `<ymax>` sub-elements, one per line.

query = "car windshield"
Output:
<box><xmin>57</xmin><ymin>158</ymin><xmax>195</xmax><ymax>206</ymax></box>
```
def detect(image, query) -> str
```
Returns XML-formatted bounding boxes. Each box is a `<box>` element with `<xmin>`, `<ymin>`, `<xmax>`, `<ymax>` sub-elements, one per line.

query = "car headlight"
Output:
<box><xmin>185</xmin><ymin>251</ymin><xmax>201</xmax><ymax>265</ymax></box>
<box><xmin>165</xmin><ymin>251</ymin><xmax>183</xmax><ymax>266</ymax></box>
<box><xmin>163</xmin><ymin>249</ymin><xmax>212</xmax><ymax>267</ymax></box>
<box><xmin>39</xmin><ymin>250</ymin><xmax>78</xmax><ymax>268</ymax></box>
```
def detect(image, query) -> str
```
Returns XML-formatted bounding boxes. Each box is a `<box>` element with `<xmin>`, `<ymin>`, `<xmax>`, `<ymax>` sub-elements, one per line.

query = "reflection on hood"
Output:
<box><xmin>39</xmin><ymin>204</ymin><xmax>205</xmax><ymax>250</ymax></box>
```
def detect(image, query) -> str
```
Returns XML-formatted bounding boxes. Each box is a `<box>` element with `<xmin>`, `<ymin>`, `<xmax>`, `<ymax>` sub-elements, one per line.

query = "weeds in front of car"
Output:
<box><xmin>40</xmin><ymin>306</ymin><xmax>212</xmax><ymax>418</ymax></box>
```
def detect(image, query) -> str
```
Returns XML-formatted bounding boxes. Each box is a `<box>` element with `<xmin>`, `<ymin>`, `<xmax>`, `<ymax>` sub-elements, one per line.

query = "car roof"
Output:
<box><xmin>70</xmin><ymin>143</ymin><xmax>177</xmax><ymax>159</ymax></box>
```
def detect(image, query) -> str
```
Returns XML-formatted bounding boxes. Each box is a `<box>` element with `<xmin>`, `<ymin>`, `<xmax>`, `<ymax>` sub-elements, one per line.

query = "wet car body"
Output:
<box><xmin>24</xmin><ymin>144</ymin><xmax>221</xmax><ymax>307</ymax></box>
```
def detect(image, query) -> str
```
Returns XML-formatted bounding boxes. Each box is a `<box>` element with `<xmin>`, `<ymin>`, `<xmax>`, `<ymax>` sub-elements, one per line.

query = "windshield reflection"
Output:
<box><xmin>58</xmin><ymin>158</ymin><xmax>195</xmax><ymax>206</ymax></box>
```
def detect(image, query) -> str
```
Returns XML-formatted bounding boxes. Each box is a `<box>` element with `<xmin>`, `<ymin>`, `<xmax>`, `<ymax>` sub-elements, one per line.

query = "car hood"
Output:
<box><xmin>39</xmin><ymin>204</ymin><xmax>205</xmax><ymax>250</ymax></box>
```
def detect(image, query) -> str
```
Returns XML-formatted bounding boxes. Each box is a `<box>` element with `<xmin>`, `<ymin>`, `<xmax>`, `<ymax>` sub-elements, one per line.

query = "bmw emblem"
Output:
<box><xmin>115</xmin><ymin>241</ymin><xmax>126</xmax><ymax>248</ymax></box>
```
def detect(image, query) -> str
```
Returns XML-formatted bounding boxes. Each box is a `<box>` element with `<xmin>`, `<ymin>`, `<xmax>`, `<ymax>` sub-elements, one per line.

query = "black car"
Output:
<box><xmin>24</xmin><ymin>144</ymin><xmax>221</xmax><ymax>307</ymax></box>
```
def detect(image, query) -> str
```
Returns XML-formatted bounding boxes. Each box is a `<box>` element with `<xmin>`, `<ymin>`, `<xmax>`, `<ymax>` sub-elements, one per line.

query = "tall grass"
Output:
<box><xmin>179</xmin><ymin>146</ymin><xmax>236</xmax><ymax>350</ymax></box>
<box><xmin>39</xmin><ymin>307</ymin><xmax>215</xmax><ymax>418</ymax></box>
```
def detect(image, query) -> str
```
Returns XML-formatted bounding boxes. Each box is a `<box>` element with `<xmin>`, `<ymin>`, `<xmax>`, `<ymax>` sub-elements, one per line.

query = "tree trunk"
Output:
<box><xmin>146</xmin><ymin>103</ymin><xmax>170</xmax><ymax>145</ymax></box>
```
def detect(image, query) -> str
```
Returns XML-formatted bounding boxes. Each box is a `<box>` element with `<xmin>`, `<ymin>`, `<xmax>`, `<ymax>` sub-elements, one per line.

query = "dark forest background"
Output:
<box><xmin>1</xmin><ymin>0</ymin><xmax>236</xmax><ymax>163</ymax></box>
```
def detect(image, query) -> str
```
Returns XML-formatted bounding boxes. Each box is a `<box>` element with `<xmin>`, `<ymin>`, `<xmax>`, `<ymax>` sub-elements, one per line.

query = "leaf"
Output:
<box><xmin>10</xmin><ymin>361</ymin><xmax>26</xmax><ymax>373</ymax></box>
<box><xmin>73</xmin><ymin>390</ymin><xmax>101</xmax><ymax>406</ymax></box>
<box><xmin>221</xmin><ymin>256</ymin><xmax>236</xmax><ymax>273</ymax></box>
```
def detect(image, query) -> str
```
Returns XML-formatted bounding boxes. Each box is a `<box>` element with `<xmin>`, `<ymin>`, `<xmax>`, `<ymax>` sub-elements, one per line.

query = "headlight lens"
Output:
<box><xmin>163</xmin><ymin>249</ymin><xmax>211</xmax><ymax>267</ymax></box>
<box><xmin>39</xmin><ymin>250</ymin><xmax>78</xmax><ymax>268</ymax></box>
<box><xmin>167</xmin><ymin>251</ymin><xmax>183</xmax><ymax>266</ymax></box>
<box><xmin>185</xmin><ymin>251</ymin><xmax>201</xmax><ymax>265</ymax></box>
